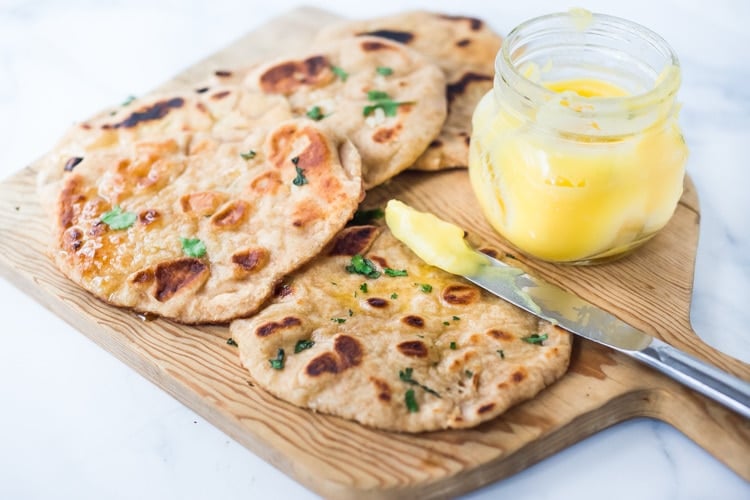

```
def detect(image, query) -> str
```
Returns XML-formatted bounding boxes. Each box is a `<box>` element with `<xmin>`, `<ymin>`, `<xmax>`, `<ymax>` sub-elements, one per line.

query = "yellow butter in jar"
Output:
<box><xmin>469</xmin><ymin>11</ymin><xmax>688</xmax><ymax>264</ymax></box>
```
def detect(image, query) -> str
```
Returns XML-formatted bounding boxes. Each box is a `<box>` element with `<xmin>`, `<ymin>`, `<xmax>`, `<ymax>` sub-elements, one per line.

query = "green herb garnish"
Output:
<box><xmin>367</xmin><ymin>90</ymin><xmax>390</xmax><ymax>100</ymax></box>
<box><xmin>349</xmin><ymin>207</ymin><xmax>385</xmax><ymax>225</ymax></box>
<box><xmin>497</xmin><ymin>349</ymin><xmax>505</xmax><ymax>359</ymax></box>
<box><xmin>384</xmin><ymin>268</ymin><xmax>408</xmax><ymax>277</ymax></box>
<box><xmin>363</xmin><ymin>90</ymin><xmax>414</xmax><ymax>117</ymax></box>
<box><xmin>269</xmin><ymin>348</ymin><xmax>285</xmax><ymax>370</ymax></box>
<box><xmin>359</xmin><ymin>282</ymin><xmax>368</xmax><ymax>293</ymax></box>
<box><xmin>346</xmin><ymin>254</ymin><xmax>381</xmax><ymax>279</ymax></box>
<box><xmin>376</xmin><ymin>66</ymin><xmax>393</xmax><ymax>76</ymax></box>
<box><xmin>521</xmin><ymin>333</ymin><xmax>548</xmax><ymax>345</ymax></box>
<box><xmin>399</xmin><ymin>367</ymin><xmax>440</xmax><ymax>397</ymax></box>
<box><xmin>450</xmin><ymin>342</ymin><xmax>457</xmax><ymax>350</ymax></box>
<box><xmin>331</xmin><ymin>65</ymin><xmax>348</xmax><ymax>81</ymax></box>
<box><xmin>294</xmin><ymin>339</ymin><xmax>315</xmax><ymax>353</ymax></box>
<box><xmin>292</xmin><ymin>165</ymin><xmax>308</xmax><ymax>186</ymax></box>
<box><xmin>443</xmin><ymin>321</ymin><xmax>450</xmax><ymax>326</ymax></box>
<box><xmin>181</xmin><ymin>237</ymin><xmax>207</xmax><ymax>258</ymax></box>
<box><xmin>226</xmin><ymin>338</ymin><xmax>238</xmax><ymax>347</ymax></box>
<box><xmin>306</xmin><ymin>105</ymin><xmax>325</xmax><ymax>121</ymax></box>
<box><xmin>452</xmin><ymin>316</ymin><xmax>460</xmax><ymax>321</ymax></box>
<box><xmin>390</xmin><ymin>292</ymin><xmax>398</xmax><ymax>299</ymax></box>
<box><xmin>348</xmin><ymin>309</ymin><xmax>354</xmax><ymax>317</ymax></box>
<box><xmin>240</xmin><ymin>149</ymin><xmax>256</xmax><ymax>160</ymax></box>
<box><xmin>331</xmin><ymin>317</ymin><xmax>346</xmax><ymax>324</ymax></box>
<box><xmin>405</xmin><ymin>389</ymin><xmax>419</xmax><ymax>413</ymax></box>
<box><xmin>465</xmin><ymin>370</ymin><xmax>474</xmax><ymax>378</ymax></box>
<box><xmin>121</xmin><ymin>95</ymin><xmax>136</xmax><ymax>106</ymax></box>
<box><xmin>101</xmin><ymin>206</ymin><xmax>136</xmax><ymax>230</ymax></box>
<box><xmin>417</xmin><ymin>283</ymin><xmax>433</xmax><ymax>293</ymax></box>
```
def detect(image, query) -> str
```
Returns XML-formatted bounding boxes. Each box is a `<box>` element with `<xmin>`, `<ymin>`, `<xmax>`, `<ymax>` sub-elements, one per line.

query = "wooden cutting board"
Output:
<box><xmin>0</xmin><ymin>6</ymin><xmax>748</xmax><ymax>499</ymax></box>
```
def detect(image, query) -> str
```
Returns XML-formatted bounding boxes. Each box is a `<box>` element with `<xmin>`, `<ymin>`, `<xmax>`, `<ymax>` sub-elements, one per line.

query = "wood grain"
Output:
<box><xmin>0</xmin><ymin>6</ymin><xmax>747</xmax><ymax>499</ymax></box>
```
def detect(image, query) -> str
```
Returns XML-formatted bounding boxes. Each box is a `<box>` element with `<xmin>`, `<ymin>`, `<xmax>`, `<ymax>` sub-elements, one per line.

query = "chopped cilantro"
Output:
<box><xmin>443</xmin><ymin>321</ymin><xmax>450</xmax><ymax>326</ymax></box>
<box><xmin>269</xmin><ymin>348</ymin><xmax>285</xmax><ymax>370</ymax></box>
<box><xmin>363</xmin><ymin>90</ymin><xmax>414</xmax><ymax>117</ymax></box>
<box><xmin>331</xmin><ymin>65</ymin><xmax>348</xmax><ymax>81</ymax></box>
<box><xmin>121</xmin><ymin>95</ymin><xmax>136</xmax><ymax>106</ymax></box>
<box><xmin>384</xmin><ymin>268</ymin><xmax>408</xmax><ymax>277</ymax></box>
<box><xmin>349</xmin><ymin>207</ymin><xmax>384</xmax><ymax>225</ymax></box>
<box><xmin>497</xmin><ymin>349</ymin><xmax>505</xmax><ymax>359</ymax></box>
<box><xmin>465</xmin><ymin>370</ymin><xmax>474</xmax><ymax>378</ymax></box>
<box><xmin>359</xmin><ymin>282</ymin><xmax>368</xmax><ymax>293</ymax></box>
<box><xmin>367</xmin><ymin>90</ymin><xmax>390</xmax><ymax>100</ymax></box>
<box><xmin>376</xmin><ymin>66</ymin><xmax>393</xmax><ymax>76</ymax></box>
<box><xmin>405</xmin><ymin>389</ymin><xmax>419</xmax><ymax>413</ymax></box>
<box><xmin>452</xmin><ymin>315</ymin><xmax>460</xmax><ymax>321</ymax></box>
<box><xmin>348</xmin><ymin>309</ymin><xmax>354</xmax><ymax>317</ymax></box>
<box><xmin>181</xmin><ymin>237</ymin><xmax>207</xmax><ymax>258</ymax></box>
<box><xmin>306</xmin><ymin>105</ymin><xmax>325</xmax><ymax>121</ymax></box>
<box><xmin>346</xmin><ymin>254</ymin><xmax>381</xmax><ymax>279</ymax></box>
<box><xmin>417</xmin><ymin>283</ymin><xmax>433</xmax><ymax>293</ymax></box>
<box><xmin>522</xmin><ymin>333</ymin><xmax>548</xmax><ymax>345</ymax></box>
<box><xmin>331</xmin><ymin>317</ymin><xmax>346</xmax><ymax>324</ymax></box>
<box><xmin>226</xmin><ymin>338</ymin><xmax>238</xmax><ymax>347</ymax></box>
<box><xmin>390</xmin><ymin>292</ymin><xmax>398</xmax><ymax>299</ymax></box>
<box><xmin>101</xmin><ymin>206</ymin><xmax>136</xmax><ymax>230</ymax></box>
<box><xmin>292</xmin><ymin>165</ymin><xmax>308</xmax><ymax>186</ymax></box>
<box><xmin>450</xmin><ymin>342</ymin><xmax>457</xmax><ymax>350</ymax></box>
<box><xmin>294</xmin><ymin>339</ymin><xmax>315</xmax><ymax>353</ymax></box>
<box><xmin>240</xmin><ymin>149</ymin><xmax>256</xmax><ymax>160</ymax></box>
<box><xmin>399</xmin><ymin>367</ymin><xmax>440</xmax><ymax>397</ymax></box>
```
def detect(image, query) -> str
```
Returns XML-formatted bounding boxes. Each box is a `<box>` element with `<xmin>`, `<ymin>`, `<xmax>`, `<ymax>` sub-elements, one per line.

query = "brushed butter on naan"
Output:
<box><xmin>41</xmin><ymin>87</ymin><xmax>363</xmax><ymax>323</ymax></box>
<box><xmin>231</xmin><ymin>224</ymin><xmax>571</xmax><ymax>432</ymax></box>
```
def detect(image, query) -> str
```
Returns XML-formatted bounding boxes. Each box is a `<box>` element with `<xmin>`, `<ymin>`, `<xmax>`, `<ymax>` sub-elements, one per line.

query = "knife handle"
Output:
<box><xmin>630</xmin><ymin>338</ymin><xmax>750</xmax><ymax>420</ymax></box>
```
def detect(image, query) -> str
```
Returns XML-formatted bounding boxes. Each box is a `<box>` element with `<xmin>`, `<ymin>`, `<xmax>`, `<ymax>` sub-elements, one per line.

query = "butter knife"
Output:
<box><xmin>463</xmin><ymin>252</ymin><xmax>750</xmax><ymax>419</ymax></box>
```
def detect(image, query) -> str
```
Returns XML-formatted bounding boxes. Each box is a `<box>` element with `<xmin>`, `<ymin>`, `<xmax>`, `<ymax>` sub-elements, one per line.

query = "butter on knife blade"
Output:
<box><xmin>384</xmin><ymin>199</ymin><xmax>750</xmax><ymax>419</ymax></box>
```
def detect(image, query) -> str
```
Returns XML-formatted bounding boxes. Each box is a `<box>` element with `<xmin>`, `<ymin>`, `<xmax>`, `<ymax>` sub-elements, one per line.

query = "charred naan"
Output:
<box><xmin>231</xmin><ymin>224</ymin><xmax>571</xmax><ymax>432</ymax></box>
<box><xmin>317</xmin><ymin>11</ymin><xmax>503</xmax><ymax>171</ymax></box>
<box><xmin>241</xmin><ymin>36</ymin><xmax>447</xmax><ymax>188</ymax></box>
<box><xmin>41</xmin><ymin>87</ymin><xmax>363</xmax><ymax>323</ymax></box>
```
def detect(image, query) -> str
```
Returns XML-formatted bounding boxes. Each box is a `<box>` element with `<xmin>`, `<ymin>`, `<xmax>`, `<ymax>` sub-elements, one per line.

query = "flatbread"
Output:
<box><xmin>316</xmin><ymin>11</ymin><xmax>503</xmax><ymax>171</ymax></box>
<box><xmin>230</xmin><ymin>223</ymin><xmax>571</xmax><ymax>432</ymax></box>
<box><xmin>241</xmin><ymin>36</ymin><xmax>447</xmax><ymax>188</ymax></box>
<box><xmin>37</xmin><ymin>86</ymin><xmax>292</xmax><ymax>207</ymax></box>
<box><xmin>42</xmin><ymin>87</ymin><xmax>363</xmax><ymax>323</ymax></box>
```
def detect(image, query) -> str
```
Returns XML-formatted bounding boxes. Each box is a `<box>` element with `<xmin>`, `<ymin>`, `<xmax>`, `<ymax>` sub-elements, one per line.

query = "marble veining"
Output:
<box><xmin>0</xmin><ymin>1</ymin><xmax>748</xmax><ymax>499</ymax></box>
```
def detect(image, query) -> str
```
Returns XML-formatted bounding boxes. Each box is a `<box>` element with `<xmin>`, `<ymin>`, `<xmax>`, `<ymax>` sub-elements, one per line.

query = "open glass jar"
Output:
<box><xmin>469</xmin><ymin>10</ymin><xmax>688</xmax><ymax>264</ymax></box>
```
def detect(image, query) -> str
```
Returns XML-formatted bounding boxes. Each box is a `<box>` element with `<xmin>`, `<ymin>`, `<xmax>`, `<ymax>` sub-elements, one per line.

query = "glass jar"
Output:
<box><xmin>469</xmin><ymin>10</ymin><xmax>688</xmax><ymax>264</ymax></box>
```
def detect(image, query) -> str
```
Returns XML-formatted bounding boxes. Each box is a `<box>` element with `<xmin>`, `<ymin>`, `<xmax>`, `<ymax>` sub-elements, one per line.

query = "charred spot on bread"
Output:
<box><xmin>356</xmin><ymin>29</ymin><xmax>414</xmax><ymax>44</ymax></box>
<box><xmin>442</xmin><ymin>284</ymin><xmax>480</xmax><ymax>305</ymax></box>
<box><xmin>397</xmin><ymin>340</ymin><xmax>428</xmax><ymax>357</ymax></box>
<box><xmin>255</xmin><ymin>316</ymin><xmax>302</xmax><ymax>337</ymax></box>
<box><xmin>153</xmin><ymin>258</ymin><xmax>209</xmax><ymax>302</ymax></box>
<box><xmin>329</xmin><ymin>226</ymin><xmax>381</xmax><ymax>256</ymax></box>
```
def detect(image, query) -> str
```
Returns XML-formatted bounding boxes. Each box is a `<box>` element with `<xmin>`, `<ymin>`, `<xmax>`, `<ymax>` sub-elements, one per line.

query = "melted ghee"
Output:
<box><xmin>469</xmin><ymin>77</ymin><xmax>687</xmax><ymax>263</ymax></box>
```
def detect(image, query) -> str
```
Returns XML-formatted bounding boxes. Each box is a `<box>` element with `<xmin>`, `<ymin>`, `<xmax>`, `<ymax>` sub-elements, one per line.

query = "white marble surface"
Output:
<box><xmin>0</xmin><ymin>0</ymin><xmax>748</xmax><ymax>498</ymax></box>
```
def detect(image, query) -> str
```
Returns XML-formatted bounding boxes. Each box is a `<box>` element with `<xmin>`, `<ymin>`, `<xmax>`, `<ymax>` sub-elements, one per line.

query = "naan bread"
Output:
<box><xmin>42</xmin><ymin>87</ymin><xmax>363</xmax><ymax>323</ymax></box>
<box><xmin>37</xmin><ymin>86</ymin><xmax>292</xmax><ymax>206</ymax></box>
<box><xmin>241</xmin><ymin>36</ymin><xmax>447</xmax><ymax>188</ymax></box>
<box><xmin>230</xmin><ymin>224</ymin><xmax>571</xmax><ymax>432</ymax></box>
<box><xmin>316</xmin><ymin>11</ymin><xmax>503</xmax><ymax>171</ymax></box>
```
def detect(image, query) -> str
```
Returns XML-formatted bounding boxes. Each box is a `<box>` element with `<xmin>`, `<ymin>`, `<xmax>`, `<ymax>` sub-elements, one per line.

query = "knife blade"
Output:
<box><xmin>464</xmin><ymin>252</ymin><xmax>750</xmax><ymax>420</ymax></box>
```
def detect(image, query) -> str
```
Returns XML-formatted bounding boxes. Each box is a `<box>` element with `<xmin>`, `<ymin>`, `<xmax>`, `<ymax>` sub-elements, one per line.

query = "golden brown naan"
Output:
<box><xmin>41</xmin><ymin>87</ymin><xmax>364</xmax><ymax>323</ymax></box>
<box><xmin>316</xmin><ymin>11</ymin><xmax>503</xmax><ymax>171</ymax></box>
<box><xmin>241</xmin><ymin>36</ymin><xmax>447</xmax><ymax>188</ymax></box>
<box><xmin>231</xmin><ymin>224</ymin><xmax>571</xmax><ymax>432</ymax></box>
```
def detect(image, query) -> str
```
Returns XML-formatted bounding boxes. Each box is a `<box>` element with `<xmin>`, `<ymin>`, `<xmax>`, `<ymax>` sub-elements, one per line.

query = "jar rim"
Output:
<box><xmin>497</xmin><ymin>11</ymin><xmax>681</xmax><ymax>115</ymax></box>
